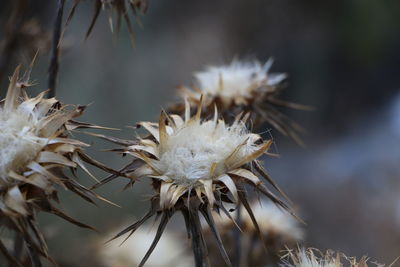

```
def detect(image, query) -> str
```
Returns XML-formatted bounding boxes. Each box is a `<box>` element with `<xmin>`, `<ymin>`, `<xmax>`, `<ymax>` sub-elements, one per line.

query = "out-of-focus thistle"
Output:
<box><xmin>172</xmin><ymin>59</ymin><xmax>311</xmax><ymax>144</ymax></box>
<box><xmin>205</xmin><ymin>201</ymin><xmax>303</xmax><ymax>266</ymax></box>
<box><xmin>62</xmin><ymin>222</ymin><xmax>192</xmax><ymax>267</ymax></box>
<box><xmin>280</xmin><ymin>248</ymin><xmax>386</xmax><ymax>267</ymax></box>
<box><xmin>66</xmin><ymin>0</ymin><xmax>148</xmax><ymax>45</ymax></box>
<box><xmin>0</xmin><ymin>65</ymin><xmax>116</xmax><ymax>265</ymax></box>
<box><xmin>94</xmin><ymin>223</ymin><xmax>193</xmax><ymax>267</ymax></box>
<box><xmin>95</xmin><ymin>97</ymin><xmax>297</xmax><ymax>267</ymax></box>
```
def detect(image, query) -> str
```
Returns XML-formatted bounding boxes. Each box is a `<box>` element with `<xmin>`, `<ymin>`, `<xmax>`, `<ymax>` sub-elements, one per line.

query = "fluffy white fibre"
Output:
<box><xmin>283</xmin><ymin>249</ymin><xmax>334</xmax><ymax>267</ymax></box>
<box><xmin>284</xmin><ymin>249</ymin><xmax>338</xmax><ymax>267</ymax></box>
<box><xmin>0</xmin><ymin>108</ymin><xmax>45</xmax><ymax>182</ymax></box>
<box><xmin>281</xmin><ymin>249</ymin><xmax>379</xmax><ymax>267</ymax></box>
<box><xmin>194</xmin><ymin>59</ymin><xmax>286</xmax><ymax>99</ymax></box>
<box><xmin>155</xmin><ymin>120</ymin><xmax>258</xmax><ymax>184</ymax></box>
<box><xmin>281</xmin><ymin>249</ymin><xmax>350</xmax><ymax>267</ymax></box>
<box><xmin>101</xmin><ymin>225</ymin><xmax>192</xmax><ymax>267</ymax></box>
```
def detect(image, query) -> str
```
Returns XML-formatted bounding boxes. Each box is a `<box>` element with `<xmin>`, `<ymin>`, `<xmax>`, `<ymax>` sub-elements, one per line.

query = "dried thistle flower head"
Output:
<box><xmin>99</xmin><ymin>98</ymin><xmax>295</xmax><ymax>266</ymax></box>
<box><xmin>0</xmin><ymin>66</ymin><xmax>113</xmax><ymax>265</ymax></box>
<box><xmin>67</xmin><ymin>0</ymin><xmax>148</xmax><ymax>45</ymax></box>
<box><xmin>98</xmin><ymin>223</ymin><xmax>192</xmax><ymax>267</ymax></box>
<box><xmin>192</xmin><ymin>59</ymin><xmax>286</xmax><ymax>107</ymax></box>
<box><xmin>175</xmin><ymin>59</ymin><xmax>310</xmax><ymax>144</ymax></box>
<box><xmin>205</xmin><ymin>201</ymin><xmax>303</xmax><ymax>266</ymax></box>
<box><xmin>281</xmin><ymin>248</ymin><xmax>384</xmax><ymax>267</ymax></box>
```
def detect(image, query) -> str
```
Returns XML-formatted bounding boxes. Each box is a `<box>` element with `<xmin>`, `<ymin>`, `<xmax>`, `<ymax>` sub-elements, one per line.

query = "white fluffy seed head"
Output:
<box><xmin>155</xmin><ymin>119</ymin><xmax>258</xmax><ymax>184</ymax></box>
<box><xmin>194</xmin><ymin>59</ymin><xmax>286</xmax><ymax>103</ymax></box>
<box><xmin>0</xmin><ymin>108</ymin><xmax>45</xmax><ymax>183</ymax></box>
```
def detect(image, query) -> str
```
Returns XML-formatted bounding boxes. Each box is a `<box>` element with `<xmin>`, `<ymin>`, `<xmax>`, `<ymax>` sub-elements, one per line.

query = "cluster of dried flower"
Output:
<box><xmin>0</xmin><ymin>2</ymin><xmax>391</xmax><ymax>267</ymax></box>
<box><xmin>0</xmin><ymin>61</ymin><xmax>383</xmax><ymax>267</ymax></box>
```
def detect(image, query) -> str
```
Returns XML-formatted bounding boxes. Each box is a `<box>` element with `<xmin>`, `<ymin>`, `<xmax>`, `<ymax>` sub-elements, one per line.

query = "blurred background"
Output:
<box><xmin>1</xmin><ymin>0</ymin><xmax>400</xmax><ymax>265</ymax></box>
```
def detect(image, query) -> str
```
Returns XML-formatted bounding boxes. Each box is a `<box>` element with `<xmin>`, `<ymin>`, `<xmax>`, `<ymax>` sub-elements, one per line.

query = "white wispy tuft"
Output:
<box><xmin>280</xmin><ymin>248</ymin><xmax>383</xmax><ymax>267</ymax></box>
<box><xmin>154</xmin><ymin>117</ymin><xmax>258</xmax><ymax>184</ymax></box>
<box><xmin>0</xmin><ymin>96</ymin><xmax>50</xmax><ymax>182</ymax></box>
<box><xmin>193</xmin><ymin>59</ymin><xmax>286</xmax><ymax>105</ymax></box>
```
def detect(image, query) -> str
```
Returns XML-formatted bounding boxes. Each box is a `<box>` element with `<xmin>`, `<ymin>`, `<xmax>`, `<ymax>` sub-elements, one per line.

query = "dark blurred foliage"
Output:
<box><xmin>0</xmin><ymin>0</ymin><xmax>53</xmax><ymax>84</ymax></box>
<box><xmin>0</xmin><ymin>0</ymin><xmax>400</xmax><ymax>266</ymax></box>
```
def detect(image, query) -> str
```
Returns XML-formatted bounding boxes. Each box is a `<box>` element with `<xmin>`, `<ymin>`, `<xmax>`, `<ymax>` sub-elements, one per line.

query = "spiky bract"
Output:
<box><xmin>67</xmin><ymin>0</ymin><xmax>148</xmax><ymax>45</ymax></box>
<box><xmin>205</xmin><ymin>201</ymin><xmax>303</xmax><ymax>266</ymax></box>
<box><xmin>100</xmin><ymin>99</ymin><xmax>294</xmax><ymax>267</ymax></box>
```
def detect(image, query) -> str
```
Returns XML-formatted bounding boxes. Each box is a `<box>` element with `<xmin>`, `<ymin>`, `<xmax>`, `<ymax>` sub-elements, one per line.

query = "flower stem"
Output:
<box><xmin>232</xmin><ymin>205</ymin><xmax>242</xmax><ymax>267</ymax></box>
<box><xmin>47</xmin><ymin>0</ymin><xmax>65</xmax><ymax>98</ymax></box>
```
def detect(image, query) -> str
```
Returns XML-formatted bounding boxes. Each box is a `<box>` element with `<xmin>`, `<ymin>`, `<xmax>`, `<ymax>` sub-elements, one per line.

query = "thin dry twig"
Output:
<box><xmin>47</xmin><ymin>0</ymin><xmax>65</xmax><ymax>98</ymax></box>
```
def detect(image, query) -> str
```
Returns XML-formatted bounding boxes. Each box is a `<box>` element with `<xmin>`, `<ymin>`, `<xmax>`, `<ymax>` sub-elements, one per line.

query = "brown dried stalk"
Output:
<box><xmin>47</xmin><ymin>0</ymin><xmax>65</xmax><ymax>98</ymax></box>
